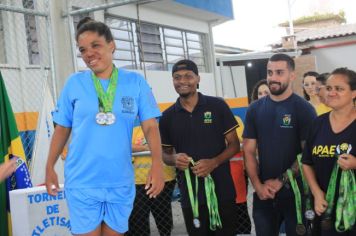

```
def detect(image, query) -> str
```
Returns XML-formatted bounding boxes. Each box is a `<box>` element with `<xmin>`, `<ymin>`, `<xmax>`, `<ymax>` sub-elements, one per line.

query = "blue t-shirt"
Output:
<box><xmin>243</xmin><ymin>94</ymin><xmax>316</xmax><ymax>182</ymax></box>
<box><xmin>53</xmin><ymin>69</ymin><xmax>161</xmax><ymax>188</ymax></box>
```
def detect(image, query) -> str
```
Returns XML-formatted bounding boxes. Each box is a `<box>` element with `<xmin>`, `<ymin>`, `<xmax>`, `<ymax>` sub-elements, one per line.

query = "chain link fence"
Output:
<box><xmin>63</xmin><ymin>0</ymin><xmax>255</xmax><ymax>235</ymax></box>
<box><xmin>0</xmin><ymin>0</ymin><xmax>56</xmax><ymax>167</ymax></box>
<box><xmin>130</xmin><ymin>151</ymin><xmax>254</xmax><ymax>236</ymax></box>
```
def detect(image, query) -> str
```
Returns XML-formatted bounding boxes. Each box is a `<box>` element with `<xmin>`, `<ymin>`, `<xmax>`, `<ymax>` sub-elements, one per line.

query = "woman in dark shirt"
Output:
<box><xmin>302</xmin><ymin>67</ymin><xmax>356</xmax><ymax>236</ymax></box>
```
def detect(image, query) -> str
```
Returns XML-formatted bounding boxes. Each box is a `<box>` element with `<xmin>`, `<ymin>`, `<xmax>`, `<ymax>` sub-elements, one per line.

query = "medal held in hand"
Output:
<box><xmin>92</xmin><ymin>66</ymin><xmax>118</xmax><ymax>125</ymax></box>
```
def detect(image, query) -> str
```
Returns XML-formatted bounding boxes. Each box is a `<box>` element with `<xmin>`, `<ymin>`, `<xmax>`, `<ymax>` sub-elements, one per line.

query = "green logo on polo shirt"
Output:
<box><xmin>280</xmin><ymin>114</ymin><xmax>293</xmax><ymax>128</ymax></box>
<box><xmin>204</xmin><ymin>111</ymin><xmax>212</xmax><ymax>123</ymax></box>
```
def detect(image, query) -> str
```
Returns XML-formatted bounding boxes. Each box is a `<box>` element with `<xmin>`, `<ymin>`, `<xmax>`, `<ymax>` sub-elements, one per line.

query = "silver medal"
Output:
<box><xmin>305</xmin><ymin>210</ymin><xmax>315</xmax><ymax>220</ymax></box>
<box><xmin>96</xmin><ymin>112</ymin><xmax>107</xmax><ymax>125</ymax></box>
<box><xmin>193</xmin><ymin>218</ymin><xmax>200</xmax><ymax>228</ymax></box>
<box><xmin>105</xmin><ymin>112</ymin><xmax>116</xmax><ymax>125</ymax></box>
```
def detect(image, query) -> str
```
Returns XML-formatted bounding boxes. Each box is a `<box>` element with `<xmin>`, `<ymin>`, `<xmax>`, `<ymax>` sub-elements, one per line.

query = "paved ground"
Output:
<box><xmin>150</xmin><ymin>200</ymin><xmax>188</xmax><ymax>236</ymax></box>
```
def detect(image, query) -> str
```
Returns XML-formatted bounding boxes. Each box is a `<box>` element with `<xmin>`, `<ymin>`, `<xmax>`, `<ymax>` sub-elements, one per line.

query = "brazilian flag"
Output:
<box><xmin>0</xmin><ymin>71</ymin><xmax>32</xmax><ymax>236</ymax></box>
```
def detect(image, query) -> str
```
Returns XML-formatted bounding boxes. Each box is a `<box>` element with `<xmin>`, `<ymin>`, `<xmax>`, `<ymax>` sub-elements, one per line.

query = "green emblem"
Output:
<box><xmin>204</xmin><ymin>111</ymin><xmax>212</xmax><ymax>124</ymax></box>
<box><xmin>283</xmin><ymin>114</ymin><xmax>291</xmax><ymax>126</ymax></box>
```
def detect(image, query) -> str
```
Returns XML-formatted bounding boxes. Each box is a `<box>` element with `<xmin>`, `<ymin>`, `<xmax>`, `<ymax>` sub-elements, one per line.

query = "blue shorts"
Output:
<box><xmin>65</xmin><ymin>186</ymin><xmax>135</xmax><ymax>234</ymax></box>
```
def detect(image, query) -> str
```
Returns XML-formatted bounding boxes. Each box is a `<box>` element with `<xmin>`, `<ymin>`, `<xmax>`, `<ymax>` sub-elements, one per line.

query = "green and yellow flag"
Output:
<box><xmin>0</xmin><ymin>71</ymin><xmax>30</xmax><ymax>236</ymax></box>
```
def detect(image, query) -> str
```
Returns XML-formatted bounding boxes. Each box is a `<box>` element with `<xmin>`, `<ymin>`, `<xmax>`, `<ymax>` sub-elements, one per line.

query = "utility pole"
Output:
<box><xmin>287</xmin><ymin>0</ymin><xmax>297</xmax><ymax>51</ymax></box>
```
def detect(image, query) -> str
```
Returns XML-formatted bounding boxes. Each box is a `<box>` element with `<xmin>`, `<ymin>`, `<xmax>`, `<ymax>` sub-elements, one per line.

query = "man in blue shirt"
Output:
<box><xmin>243</xmin><ymin>53</ymin><xmax>317</xmax><ymax>236</ymax></box>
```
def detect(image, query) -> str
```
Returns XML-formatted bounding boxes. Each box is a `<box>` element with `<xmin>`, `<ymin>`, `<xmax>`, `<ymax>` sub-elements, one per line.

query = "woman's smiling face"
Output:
<box><xmin>78</xmin><ymin>31</ymin><xmax>115</xmax><ymax>78</ymax></box>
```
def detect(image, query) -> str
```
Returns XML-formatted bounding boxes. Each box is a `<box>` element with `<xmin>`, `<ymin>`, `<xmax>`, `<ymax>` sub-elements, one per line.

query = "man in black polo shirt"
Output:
<box><xmin>159</xmin><ymin>59</ymin><xmax>240</xmax><ymax>236</ymax></box>
<box><xmin>243</xmin><ymin>53</ymin><xmax>317</xmax><ymax>236</ymax></box>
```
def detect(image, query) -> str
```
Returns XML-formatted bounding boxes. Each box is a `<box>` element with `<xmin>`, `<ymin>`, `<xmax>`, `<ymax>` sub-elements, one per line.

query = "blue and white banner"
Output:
<box><xmin>10</xmin><ymin>186</ymin><xmax>71</xmax><ymax>236</ymax></box>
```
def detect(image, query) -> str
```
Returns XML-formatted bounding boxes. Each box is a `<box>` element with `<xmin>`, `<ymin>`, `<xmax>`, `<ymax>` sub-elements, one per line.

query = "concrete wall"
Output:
<box><xmin>49</xmin><ymin>0</ymin><xmax>75</xmax><ymax>93</ymax></box>
<box><xmin>309</xmin><ymin>39</ymin><xmax>356</xmax><ymax>72</ymax></box>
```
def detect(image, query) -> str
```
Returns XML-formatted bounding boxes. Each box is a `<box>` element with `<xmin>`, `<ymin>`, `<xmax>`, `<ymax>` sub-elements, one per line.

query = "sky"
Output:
<box><xmin>213</xmin><ymin>0</ymin><xmax>356</xmax><ymax>51</ymax></box>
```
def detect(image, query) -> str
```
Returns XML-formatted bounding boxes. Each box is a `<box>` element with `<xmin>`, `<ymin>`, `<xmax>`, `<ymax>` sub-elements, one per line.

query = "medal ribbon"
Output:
<box><xmin>185</xmin><ymin>161</ymin><xmax>199</xmax><ymax>224</ymax></box>
<box><xmin>335</xmin><ymin>169</ymin><xmax>356</xmax><ymax>232</ymax></box>
<box><xmin>184</xmin><ymin>159</ymin><xmax>222</xmax><ymax>230</ymax></box>
<box><xmin>324</xmin><ymin>163</ymin><xmax>339</xmax><ymax>218</ymax></box>
<box><xmin>91</xmin><ymin>66</ymin><xmax>118</xmax><ymax>112</ymax></box>
<box><xmin>287</xmin><ymin>169</ymin><xmax>303</xmax><ymax>227</ymax></box>
<box><xmin>297</xmin><ymin>154</ymin><xmax>314</xmax><ymax>235</ymax></box>
<box><xmin>204</xmin><ymin>176</ymin><xmax>222</xmax><ymax>230</ymax></box>
<box><xmin>297</xmin><ymin>154</ymin><xmax>312</xmax><ymax>211</ymax></box>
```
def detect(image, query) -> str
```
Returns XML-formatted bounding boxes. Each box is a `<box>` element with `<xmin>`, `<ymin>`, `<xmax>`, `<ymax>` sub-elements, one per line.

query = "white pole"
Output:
<box><xmin>287</xmin><ymin>0</ymin><xmax>295</xmax><ymax>36</ymax></box>
<box><xmin>287</xmin><ymin>0</ymin><xmax>297</xmax><ymax>51</ymax></box>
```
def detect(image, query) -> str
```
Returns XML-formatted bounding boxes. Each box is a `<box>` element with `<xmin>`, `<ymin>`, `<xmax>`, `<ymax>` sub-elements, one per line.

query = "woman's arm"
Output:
<box><xmin>45</xmin><ymin>125</ymin><xmax>71</xmax><ymax>195</ymax></box>
<box><xmin>302</xmin><ymin>164</ymin><xmax>327</xmax><ymax>216</ymax></box>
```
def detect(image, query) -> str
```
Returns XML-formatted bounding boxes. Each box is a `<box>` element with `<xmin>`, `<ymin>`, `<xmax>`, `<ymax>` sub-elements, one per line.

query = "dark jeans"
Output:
<box><xmin>126</xmin><ymin>180</ymin><xmax>176</xmax><ymax>236</ymax></box>
<box><xmin>182</xmin><ymin>201</ymin><xmax>238</xmax><ymax>236</ymax></box>
<box><xmin>252</xmin><ymin>192</ymin><xmax>299</xmax><ymax>236</ymax></box>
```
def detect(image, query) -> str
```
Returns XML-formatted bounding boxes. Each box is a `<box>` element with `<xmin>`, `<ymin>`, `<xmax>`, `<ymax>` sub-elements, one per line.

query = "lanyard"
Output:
<box><xmin>204</xmin><ymin>176</ymin><xmax>222</xmax><ymax>230</ymax></box>
<box><xmin>335</xmin><ymin>169</ymin><xmax>356</xmax><ymax>232</ymax></box>
<box><xmin>324</xmin><ymin>163</ymin><xmax>339</xmax><ymax>217</ymax></box>
<box><xmin>184</xmin><ymin>159</ymin><xmax>222</xmax><ymax>230</ymax></box>
<box><xmin>185</xmin><ymin>163</ymin><xmax>199</xmax><ymax>227</ymax></box>
<box><xmin>297</xmin><ymin>154</ymin><xmax>312</xmax><ymax>211</ymax></box>
<box><xmin>91</xmin><ymin>66</ymin><xmax>118</xmax><ymax>112</ymax></box>
<box><xmin>287</xmin><ymin>169</ymin><xmax>306</xmax><ymax>235</ymax></box>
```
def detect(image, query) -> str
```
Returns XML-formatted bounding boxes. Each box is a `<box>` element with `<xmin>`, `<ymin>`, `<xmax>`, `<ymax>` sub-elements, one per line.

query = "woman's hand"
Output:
<box><xmin>45</xmin><ymin>167</ymin><xmax>59</xmax><ymax>196</ymax></box>
<box><xmin>145</xmin><ymin>162</ymin><xmax>165</xmax><ymax>198</ymax></box>
<box><xmin>338</xmin><ymin>154</ymin><xmax>356</xmax><ymax>170</ymax></box>
<box><xmin>314</xmin><ymin>190</ymin><xmax>328</xmax><ymax>216</ymax></box>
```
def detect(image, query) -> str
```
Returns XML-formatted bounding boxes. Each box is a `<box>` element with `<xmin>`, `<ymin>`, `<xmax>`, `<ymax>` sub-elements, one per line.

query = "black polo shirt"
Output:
<box><xmin>159</xmin><ymin>93</ymin><xmax>238</xmax><ymax>208</ymax></box>
<box><xmin>243</xmin><ymin>94</ymin><xmax>316</xmax><ymax>182</ymax></box>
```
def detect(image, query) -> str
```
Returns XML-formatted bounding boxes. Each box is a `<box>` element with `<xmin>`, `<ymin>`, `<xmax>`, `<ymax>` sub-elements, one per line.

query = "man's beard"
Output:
<box><xmin>268</xmin><ymin>82</ymin><xmax>288</xmax><ymax>96</ymax></box>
